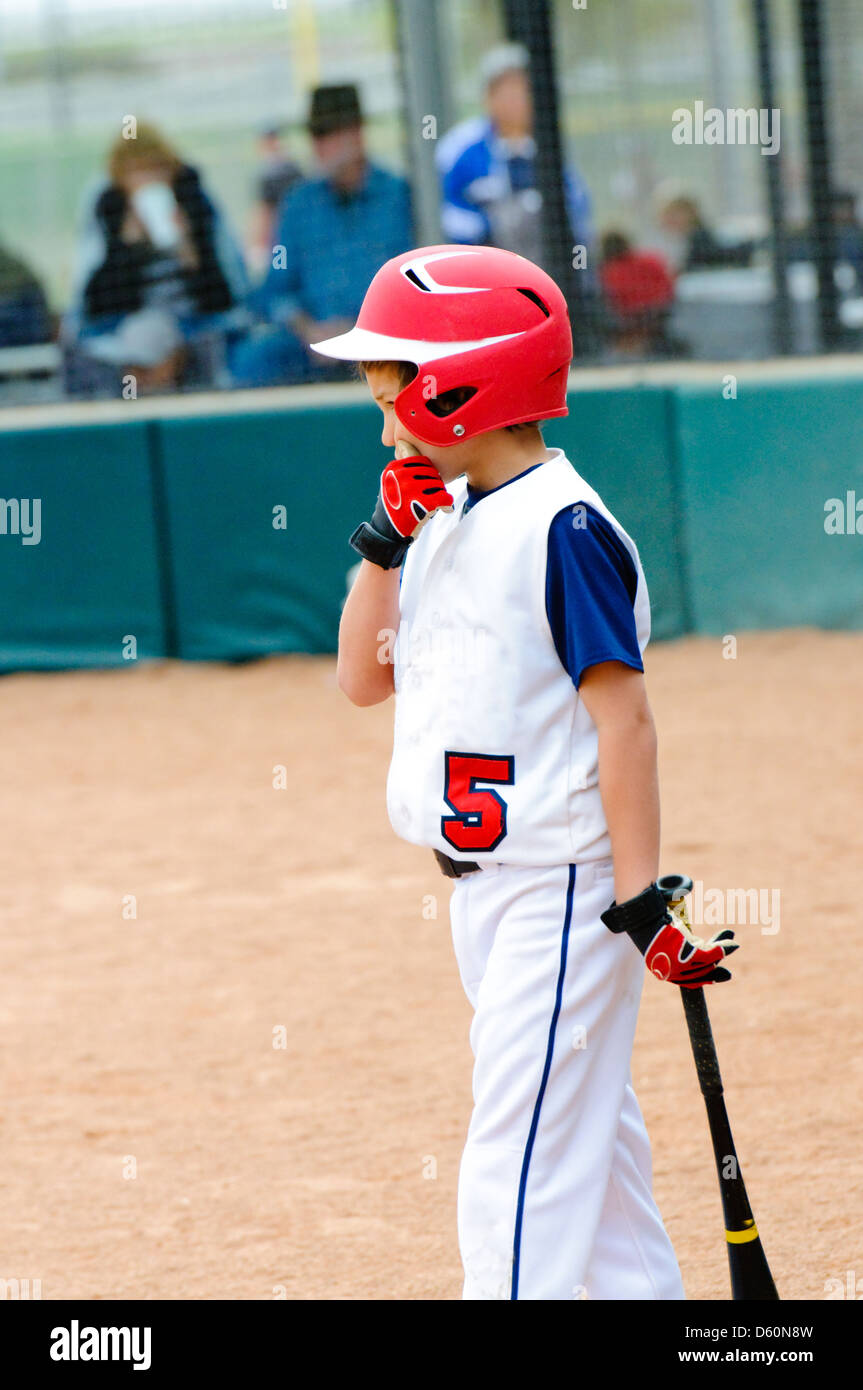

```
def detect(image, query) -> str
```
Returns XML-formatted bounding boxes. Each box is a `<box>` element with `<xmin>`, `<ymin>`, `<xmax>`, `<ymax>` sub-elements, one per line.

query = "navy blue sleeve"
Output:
<box><xmin>545</xmin><ymin>503</ymin><xmax>644</xmax><ymax>688</ymax></box>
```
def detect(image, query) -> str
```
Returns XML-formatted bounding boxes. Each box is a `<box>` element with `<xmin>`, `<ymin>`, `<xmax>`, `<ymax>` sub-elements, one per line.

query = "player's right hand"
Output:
<box><xmin>349</xmin><ymin>454</ymin><xmax>454</xmax><ymax>570</ymax></box>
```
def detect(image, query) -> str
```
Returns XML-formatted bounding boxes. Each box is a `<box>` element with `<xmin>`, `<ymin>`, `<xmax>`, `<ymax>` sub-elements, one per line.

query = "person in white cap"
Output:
<box><xmin>435</xmin><ymin>42</ymin><xmax>593</xmax><ymax>267</ymax></box>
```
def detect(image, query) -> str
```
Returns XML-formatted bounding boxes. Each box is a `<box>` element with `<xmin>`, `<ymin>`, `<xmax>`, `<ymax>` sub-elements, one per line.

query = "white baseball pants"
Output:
<box><xmin>448</xmin><ymin>856</ymin><xmax>686</xmax><ymax>1301</ymax></box>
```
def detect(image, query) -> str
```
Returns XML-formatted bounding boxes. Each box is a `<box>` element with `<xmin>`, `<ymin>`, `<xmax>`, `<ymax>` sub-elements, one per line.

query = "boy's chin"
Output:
<box><xmin>430</xmin><ymin>459</ymin><xmax>466</xmax><ymax>483</ymax></box>
<box><xmin>435</xmin><ymin>469</ymin><xmax>463</xmax><ymax>489</ymax></box>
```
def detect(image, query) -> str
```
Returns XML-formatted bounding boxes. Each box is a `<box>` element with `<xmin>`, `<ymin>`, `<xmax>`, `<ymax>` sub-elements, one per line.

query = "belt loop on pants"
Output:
<box><xmin>433</xmin><ymin>849</ymin><xmax>482</xmax><ymax>878</ymax></box>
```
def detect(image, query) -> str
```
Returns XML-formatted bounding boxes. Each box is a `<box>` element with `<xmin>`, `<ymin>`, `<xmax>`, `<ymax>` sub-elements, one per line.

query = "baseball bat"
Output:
<box><xmin>657</xmin><ymin>873</ymin><xmax>779</xmax><ymax>1301</ymax></box>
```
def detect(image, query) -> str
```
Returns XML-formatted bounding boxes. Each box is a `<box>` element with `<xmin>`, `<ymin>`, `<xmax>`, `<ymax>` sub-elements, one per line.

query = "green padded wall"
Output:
<box><xmin>2</xmin><ymin>373</ymin><xmax>860</xmax><ymax>673</ymax></box>
<box><xmin>154</xmin><ymin>385</ymin><xmax>685</xmax><ymax>661</ymax></box>
<box><xmin>672</xmin><ymin>378</ymin><xmax>863</xmax><ymax>633</ymax></box>
<box><xmin>153</xmin><ymin>403</ymin><xmax>384</xmax><ymax>660</ymax></box>
<box><xmin>0</xmin><ymin>422</ymin><xmax>164</xmax><ymax>670</ymax></box>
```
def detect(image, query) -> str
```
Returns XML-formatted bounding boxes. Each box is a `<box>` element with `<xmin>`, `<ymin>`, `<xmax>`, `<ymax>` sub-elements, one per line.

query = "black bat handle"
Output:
<box><xmin>680</xmin><ymin>985</ymin><xmax>724</xmax><ymax>1098</ymax></box>
<box><xmin>661</xmin><ymin>874</ymin><xmax>779</xmax><ymax>1299</ymax></box>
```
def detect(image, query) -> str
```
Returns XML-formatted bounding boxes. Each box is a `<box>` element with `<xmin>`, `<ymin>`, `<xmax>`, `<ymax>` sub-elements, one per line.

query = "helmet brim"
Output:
<box><xmin>309</xmin><ymin>324</ymin><xmax>522</xmax><ymax>364</ymax></box>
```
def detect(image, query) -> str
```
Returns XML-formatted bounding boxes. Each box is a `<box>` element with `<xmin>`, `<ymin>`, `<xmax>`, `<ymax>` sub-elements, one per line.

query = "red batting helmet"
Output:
<box><xmin>310</xmin><ymin>244</ymin><xmax>572</xmax><ymax>447</ymax></box>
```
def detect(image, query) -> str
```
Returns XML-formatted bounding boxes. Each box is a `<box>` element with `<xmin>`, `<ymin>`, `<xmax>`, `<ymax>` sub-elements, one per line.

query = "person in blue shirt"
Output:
<box><xmin>230</xmin><ymin>85</ymin><xmax>414</xmax><ymax>388</ymax></box>
<box><xmin>0</xmin><ymin>242</ymin><xmax>52</xmax><ymax>347</ymax></box>
<box><xmin>786</xmin><ymin>188</ymin><xmax>863</xmax><ymax>292</ymax></box>
<box><xmin>436</xmin><ymin>44</ymin><xmax>593</xmax><ymax>269</ymax></box>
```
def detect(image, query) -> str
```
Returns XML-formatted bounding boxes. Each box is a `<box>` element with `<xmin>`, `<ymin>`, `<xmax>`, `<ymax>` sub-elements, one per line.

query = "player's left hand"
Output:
<box><xmin>378</xmin><ymin>454</ymin><xmax>454</xmax><ymax>541</ymax></box>
<box><xmin>349</xmin><ymin>451</ymin><xmax>454</xmax><ymax>569</ymax></box>
<box><xmin>601</xmin><ymin>882</ymin><xmax>739</xmax><ymax>987</ymax></box>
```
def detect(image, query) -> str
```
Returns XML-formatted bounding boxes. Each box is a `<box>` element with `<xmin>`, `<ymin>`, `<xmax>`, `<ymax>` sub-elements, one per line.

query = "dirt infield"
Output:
<box><xmin>1</xmin><ymin>630</ymin><xmax>859</xmax><ymax>1301</ymax></box>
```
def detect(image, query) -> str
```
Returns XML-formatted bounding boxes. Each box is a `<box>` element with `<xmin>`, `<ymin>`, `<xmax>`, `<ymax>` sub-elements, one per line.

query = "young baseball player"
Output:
<box><xmin>312</xmin><ymin>245</ymin><xmax>738</xmax><ymax>1301</ymax></box>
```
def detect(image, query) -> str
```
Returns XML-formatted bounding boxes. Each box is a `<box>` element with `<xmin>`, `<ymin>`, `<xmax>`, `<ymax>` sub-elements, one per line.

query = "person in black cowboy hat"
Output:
<box><xmin>230</xmin><ymin>83</ymin><xmax>414</xmax><ymax>388</ymax></box>
<box><xmin>307</xmin><ymin>84</ymin><xmax>365</xmax><ymax>192</ymax></box>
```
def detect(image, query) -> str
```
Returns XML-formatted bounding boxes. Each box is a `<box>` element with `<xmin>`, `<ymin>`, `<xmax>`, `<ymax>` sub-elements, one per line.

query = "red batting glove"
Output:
<box><xmin>643</xmin><ymin>914</ymin><xmax>738</xmax><ymax>987</ymax></box>
<box><xmin>349</xmin><ymin>454</ymin><xmax>454</xmax><ymax>569</ymax></box>
<box><xmin>379</xmin><ymin>456</ymin><xmax>454</xmax><ymax>539</ymax></box>
<box><xmin>601</xmin><ymin>882</ymin><xmax>739</xmax><ymax>987</ymax></box>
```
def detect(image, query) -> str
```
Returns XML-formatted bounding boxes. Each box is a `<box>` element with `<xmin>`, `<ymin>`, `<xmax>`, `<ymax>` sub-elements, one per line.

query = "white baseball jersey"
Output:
<box><xmin>386</xmin><ymin>449</ymin><xmax>651</xmax><ymax>865</ymax></box>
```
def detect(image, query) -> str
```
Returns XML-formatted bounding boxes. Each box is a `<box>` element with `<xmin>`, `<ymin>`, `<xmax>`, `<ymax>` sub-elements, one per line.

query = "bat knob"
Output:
<box><xmin>657</xmin><ymin>873</ymin><xmax>694</xmax><ymax>905</ymax></box>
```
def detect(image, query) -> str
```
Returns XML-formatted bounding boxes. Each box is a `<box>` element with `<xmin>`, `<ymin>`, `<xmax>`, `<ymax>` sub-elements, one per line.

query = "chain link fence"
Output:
<box><xmin>0</xmin><ymin>0</ymin><xmax>860</xmax><ymax>403</ymax></box>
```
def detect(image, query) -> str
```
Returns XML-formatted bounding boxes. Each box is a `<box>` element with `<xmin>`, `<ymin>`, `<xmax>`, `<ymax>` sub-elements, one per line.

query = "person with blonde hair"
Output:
<box><xmin>64</xmin><ymin>122</ymin><xmax>247</xmax><ymax>396</ymax></box>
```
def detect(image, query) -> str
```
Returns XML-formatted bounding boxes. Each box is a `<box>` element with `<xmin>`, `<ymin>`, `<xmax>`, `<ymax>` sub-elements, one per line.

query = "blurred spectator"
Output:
<box><xmin>436</xmin><ymin>42</ymin><xmax>593</xmax><ymax>265</ymax></box>
<box><xmin>0</xmin><ymin>243</ymin><xmax>52</xmax><ymax>347</ymax></box>
<box><xmin>230</xmin><ymin>84</ymin><xmax>413</xmax><ymax>388</ymax></box>
<box><xmin>787</xmin><ymin>188</ymin><xmax>863</xmax><ymax>289</ymax></box>
<box><xmin>63</xmin><ymin>123</ymin><xmax>248</xmax><ymax>396</ymax></box>
<box><xmin>659</xmin><ymin>195</ymin><xmax>757</xmax><ymax>272</ymax></box>
<box><xmin>248</xmin><ymin>124</ymin><xmax>304</xmax><ymax>273</ymax></box>
<box><xmin>831</xmin><ymin>190</ymin><xmax>863</xmax><ymax>284</ymax></box>
<box><xmin>598</xmin><ymin>230</ymin><xmax>677</xmax><ymax>357</ymax></box>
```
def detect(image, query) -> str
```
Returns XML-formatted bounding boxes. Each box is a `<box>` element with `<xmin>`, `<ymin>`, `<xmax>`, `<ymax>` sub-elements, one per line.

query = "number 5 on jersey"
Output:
<box><xmin>441</xmin><ymin>751</ymin><xmax>515</xmax><ymax>854</ymax></box>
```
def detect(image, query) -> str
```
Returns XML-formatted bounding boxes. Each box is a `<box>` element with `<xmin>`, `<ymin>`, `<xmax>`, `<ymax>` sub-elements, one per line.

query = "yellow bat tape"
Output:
<box><xmin>726</xmin><ymin>1223</ymin><xmax>760</xmax><ymax>1244</ymax></box>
